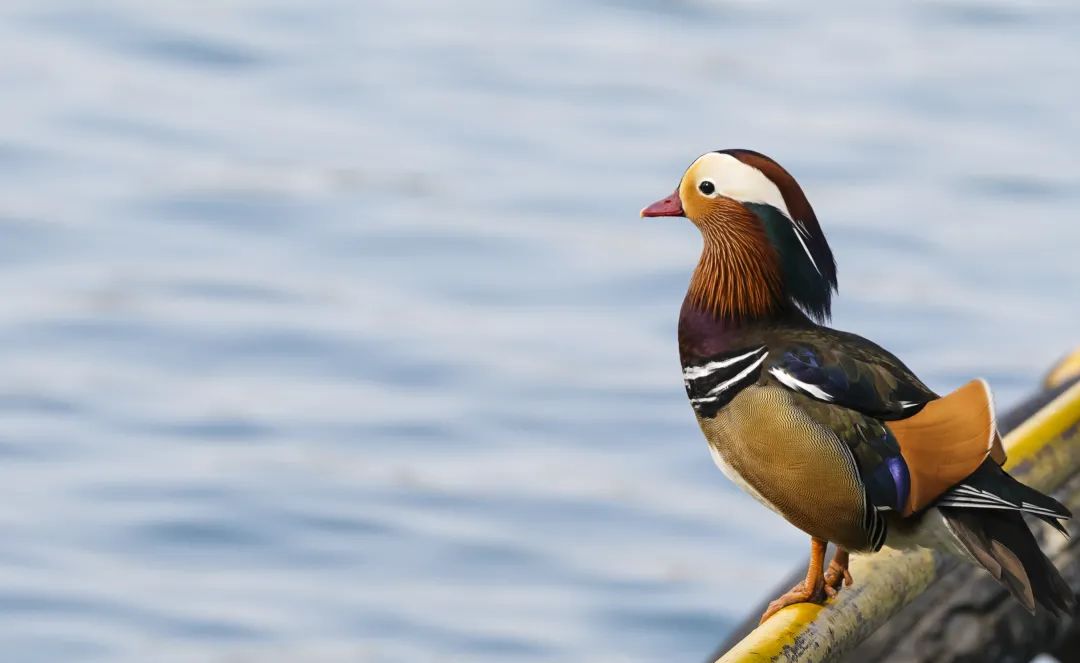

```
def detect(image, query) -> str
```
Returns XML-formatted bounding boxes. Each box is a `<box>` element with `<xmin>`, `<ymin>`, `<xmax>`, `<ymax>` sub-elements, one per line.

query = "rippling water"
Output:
<box><xmin>1</xmin><ymin>1</ymin><xmax>1078</xmax><ymax>661</ymax></box>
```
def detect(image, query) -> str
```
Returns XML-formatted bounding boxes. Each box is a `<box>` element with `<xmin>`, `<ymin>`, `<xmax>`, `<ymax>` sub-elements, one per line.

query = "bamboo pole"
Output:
<box><xmin>712</xmin><ymin>359</ymin><xmax>1080</xmax><ymax>663</ymax></box>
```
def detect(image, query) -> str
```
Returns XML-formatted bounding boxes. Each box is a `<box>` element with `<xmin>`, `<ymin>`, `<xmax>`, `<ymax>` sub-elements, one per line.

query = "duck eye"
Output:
<box><xmin>698</xmin><ymin>180</ymin><xmax>715</xmax><ymax>195</ymax></box>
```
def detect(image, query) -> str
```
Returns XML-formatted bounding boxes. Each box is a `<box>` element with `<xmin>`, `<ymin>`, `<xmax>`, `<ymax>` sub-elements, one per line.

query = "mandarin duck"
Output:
<box><xmin>641</xmin><ymin>149</ymin><xmax>1074</xmax><ymax>622</ymax></box>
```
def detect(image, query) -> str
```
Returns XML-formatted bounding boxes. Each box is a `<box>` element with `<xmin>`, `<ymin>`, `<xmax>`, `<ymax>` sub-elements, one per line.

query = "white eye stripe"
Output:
<box><xmin>688</xmin><ymin>152</ymin><xmax>821</xmax><ymax>276</ymax></box>
<box><xmin>690</xmin><ymin>153</ymin><xmax>794</xmax><ymax>218</ymax></box>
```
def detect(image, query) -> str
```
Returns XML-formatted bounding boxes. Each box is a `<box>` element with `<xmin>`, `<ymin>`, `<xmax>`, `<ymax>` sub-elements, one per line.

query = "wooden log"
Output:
<box><xmin>708</xmin><ymin>353</ymin><xmax>1080</xmax><ymax>663</ymax></box>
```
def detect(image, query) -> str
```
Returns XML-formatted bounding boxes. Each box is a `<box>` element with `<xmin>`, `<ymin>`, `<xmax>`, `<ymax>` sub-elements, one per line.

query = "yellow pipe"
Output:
<box><xmin>715</xmin><ymin>378</ymin><xmax>1080</xmax><ymax>663</ymax></box>
<box><xmin>1045</xmin><ymin>345</ymin><xmax>1080</xmax><ymax>389</ymax></box>
<box><xmin>1005</xmin><ymin>379</ymin><xmax>1080</xmax><ymax>470</ymax></box>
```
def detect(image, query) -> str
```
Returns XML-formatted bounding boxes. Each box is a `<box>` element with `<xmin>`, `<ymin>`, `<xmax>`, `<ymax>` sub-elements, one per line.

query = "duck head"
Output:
<box><xmin>642</xmin><ymin>149</ymin><xmax>837</xmax><ymax>322</ymax></box>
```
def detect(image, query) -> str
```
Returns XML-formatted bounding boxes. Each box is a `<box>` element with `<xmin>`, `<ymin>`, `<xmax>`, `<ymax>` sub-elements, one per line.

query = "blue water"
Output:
<box><xmin>0</xmin><ymin>1</ymin><xmax>1078</xmax><ymax>661</ymax></box>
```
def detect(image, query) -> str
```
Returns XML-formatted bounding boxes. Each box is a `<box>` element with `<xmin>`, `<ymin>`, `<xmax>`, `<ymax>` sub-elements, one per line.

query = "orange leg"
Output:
<box><xmin>823</xmin><ymin>548</ymin><xmax>853</xmax><ymax>597</ymax></box>
<box><xmin>759</xmin><ymin>538</ymin><xmax>828</xmax><ymax>624</ymax></box>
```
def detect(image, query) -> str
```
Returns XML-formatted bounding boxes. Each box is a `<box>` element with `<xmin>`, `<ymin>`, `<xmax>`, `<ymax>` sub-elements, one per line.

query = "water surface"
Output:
<box><xmin>0</xmin><ymin>1</ymin><xmax>1078</xmax><ymax>661</ymax></box>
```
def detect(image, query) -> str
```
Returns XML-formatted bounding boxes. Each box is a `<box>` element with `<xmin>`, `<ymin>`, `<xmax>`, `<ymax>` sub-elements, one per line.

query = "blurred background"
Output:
<box><xmin>0</xmin><ymin>1</ymin><xmax>1078</xmax><ymax>661</ymax></box>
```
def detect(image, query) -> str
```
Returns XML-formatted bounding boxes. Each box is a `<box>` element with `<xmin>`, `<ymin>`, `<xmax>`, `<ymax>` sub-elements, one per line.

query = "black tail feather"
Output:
<box><xmin>1037</xmin><ymin>513</ymin><xmax>1071</xmax><ymax>538</ymax></box>
<box><xmin>943</xmin><ymin>506</ymin><xmax>1075</xmax><ymax>616</ymax></box>
<box><xmin>937</xmin><ymin>460</ymin><xmax>1071</xmax><ymax>530</ymax></box>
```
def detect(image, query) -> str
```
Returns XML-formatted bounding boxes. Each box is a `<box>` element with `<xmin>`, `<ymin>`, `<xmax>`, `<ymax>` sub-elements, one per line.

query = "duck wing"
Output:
<box><xmin>766</xmin><ymin>327</ymin><xmax>937</xmax><ymax>420</ymax></box>
<box><xmin>767</xmin><ymin>327</ymin><xmax>1009</xmax><ymax>514</ymax></box>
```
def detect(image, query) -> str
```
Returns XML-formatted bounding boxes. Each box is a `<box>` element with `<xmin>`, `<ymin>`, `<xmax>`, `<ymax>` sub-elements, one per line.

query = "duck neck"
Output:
<box><xmin>680</xmin><ymin>217</ymin><xmax>818</xmax><ymax>360</ymax></box>
<box><xmin>685</xmin><ymin>218</ymin><xmax>784</xmax><ymax>323</ymax></box>
<box><xmin>678</xmin><ymin>293</ymin><xmax>811</xmax><ymax>361</ymax></box>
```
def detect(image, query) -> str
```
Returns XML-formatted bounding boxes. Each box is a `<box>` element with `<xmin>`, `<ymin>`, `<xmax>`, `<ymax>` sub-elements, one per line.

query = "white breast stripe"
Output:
<box><xmin>704</xmin><ymin>353</ymin><xmax>769</xmax><ymax>397</ymax></box>
<box><xmin>689</xmin><ymin>352</ymin><xmax>769</xmax><ymax>407</ymax></box>
<box><xmin>683</xmin><ymin>346</ymin><xmax>767</xmax><ymax>381</ymax></box>
<box><xmin>899</xmin><ymin>400</ymin><xmax>922</xmax><ymax>409</ymax></box>
<box><xmin>768</xmin><ymin>366</ymin><xmax>834</xmax><ymax>402</ymax></box>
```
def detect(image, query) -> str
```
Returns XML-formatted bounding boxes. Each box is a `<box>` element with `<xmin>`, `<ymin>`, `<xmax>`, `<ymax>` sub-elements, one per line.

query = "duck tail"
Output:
<box><xmin>936</xmin><ymin>460</ymin><xmax>1071</xmax><ymax>532</ymax></box>
<box><xmin>942</xmin><ymin>505</ymin><xmax>1074</xmax><ymax>616</ymax></box>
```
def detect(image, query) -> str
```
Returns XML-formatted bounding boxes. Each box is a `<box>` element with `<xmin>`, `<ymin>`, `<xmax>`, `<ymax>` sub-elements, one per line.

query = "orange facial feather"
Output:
<box><xmin>687</xmin><ymin>198</ymin><xmax>783</xmax><ymax>320</ymax></box>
